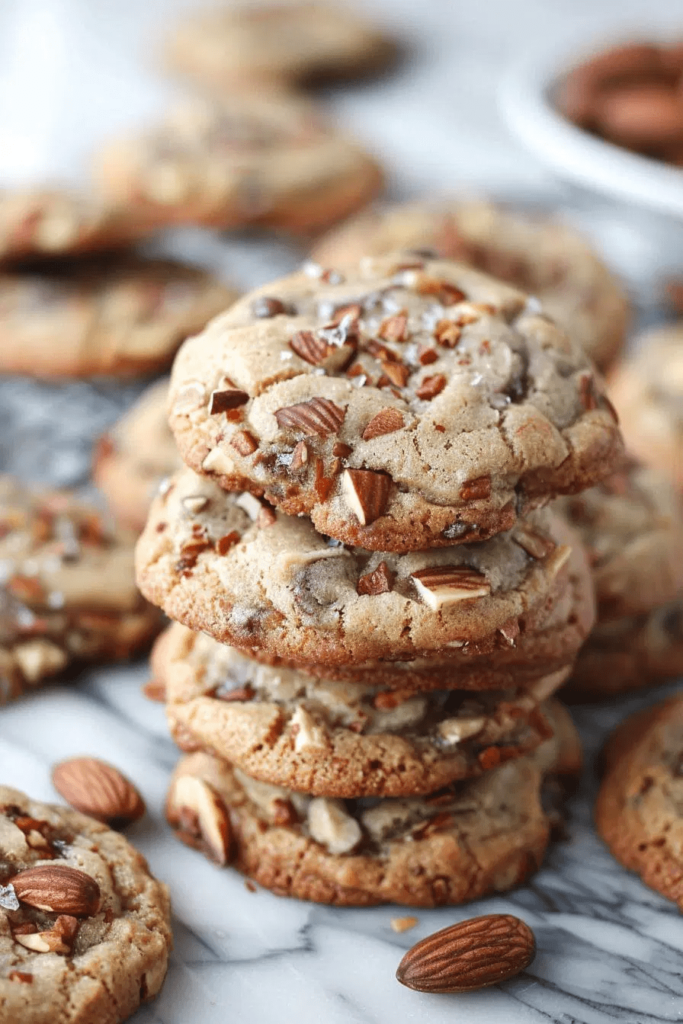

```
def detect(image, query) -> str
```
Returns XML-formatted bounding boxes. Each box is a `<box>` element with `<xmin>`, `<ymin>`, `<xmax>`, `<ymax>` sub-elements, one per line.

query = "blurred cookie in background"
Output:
<box><xmin>557</xmin><ymin>462</ymin><xmax>683</xmax><ymax>700</ymax></box>
<box><xmin>313</xmin><ymin>198</ymin><xmax>630</xmax><ymax>370</ymax></box>
<box><xmin>0</xmin><ymin>188</ymin><xmax>154</xmax><ymax>265</ymax></box>
<box><xmin>94</xmin><ymin>378</ymin><xmax>181</xmax><ymax>533</ymax></box>
<box><xmin>95</xmin><ymin>92</ymin><xmax>384</xmax><ymax>237</ymax></box>
<box><xmin>0</xmin><ymin>476</ymin><xmax>163</xmax><ymax>704</ymax></box>
<box><xmin>164</xmin><ymin>2</ymin><xmax>399</xmax><ymax>90</ymax></box>
<box><xmin>0</xmin><ymin>256</ymin><xmax>237</xmax><ymax>378</ymax></box>
<box><xmin>609</xmin><ymin>324</ymin><xmax>683</xmax><ymax>490</ymax></box>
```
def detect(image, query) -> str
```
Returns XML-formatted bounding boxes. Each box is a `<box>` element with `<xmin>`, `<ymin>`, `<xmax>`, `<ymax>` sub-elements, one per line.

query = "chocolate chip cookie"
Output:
<box><xmin>166</xmin><ymin>701</ymin><xmax>581</xmax><ymax>906</ymax></box>
<box><xmin>165</xmin><ymin>3</ymin><xmax>398</xmax><ymax>89</ymax></box>
<box><xmin>609</xmin><ymin>324</ymin><xmax>683</xmax><ymax>489</ymax></box>
<box><xmin>168</xmin><ymin>253</ymin><xmax>623</xmax><ymax>552</ymax></box>
<box><xmin>558</xmin><ymin>462</ymin><xmax>683</xmax><ymax>700</ymax></box>
<box><xmin>95</xmin><ymin>92</ymin><xmax>384</xmax><ymax>236</ymax></box>
<box><xmin>596</xmin><ymin>694</ymin><xmax>683</xmax><ymax>909</ymax></box>
<box><xmin>94</xmin><ymin>379</ymin><xmax>181</xmax><ymax>531</ymax></box>
<box><xmin>0</xmin><ymin>786</ymin><xmax>171</xmax><ymax>1024</ymax></box>
<box><xmin>0</xmin><ymin>476</ymin><xmax>162</xmax><ymax>703</ymax></box>
<box><xmin>156</xmin><ymin>622</ymin><xmax>568</xmax><ymax>797</ymax></box>
<box><xmin>135</xmin><ymin>468</ymin><xmax>594</xmax><ymax>678</ymax></box>
<box><xmin>0</xmin><ymin>256</ymin><xmax>237</xmax><ymax>379</ymax></box>
<box><xmin>313</xmin><ymin>199</ymin><xmax>630</xmax><ymax>369</ymax></box>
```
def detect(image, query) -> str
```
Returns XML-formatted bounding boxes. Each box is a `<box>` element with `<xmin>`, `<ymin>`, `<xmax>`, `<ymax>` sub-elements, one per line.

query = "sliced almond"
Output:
<box><xmin>289</xmin><ymin>329</ymin><xmax>356</xmax><ymax>371</ymax></box>
<box><xmin>209</xmin><ymin>388</ymin><xmax>249</xmax><ymax>414</ymax></box>
<box><xmin>290</xmin><ymin>706</ymin><xmax>328</xmax><ymax>752</ymax></box>
<box><xmin>202</xmin><ymin>447</ymin><xmax>237</xmax><ymax>477</ymax></box>
<box><xmin>411</xmin><ymin>566</ymin><xmax>491</xmax><ymax>610</ymax></box>
<box><xmin>436</xmin><ymin>717</ymin><xmax>486</xmax><ymax>745</ymax></box>
<box><xmin>513</xmin><ymin>525</ymin><xmax>556</xmax><ymax>560</ymax></box>
<box><xmin>342</xmin><ymin>469</ymin><xmax>392</xmax><ymax>525</ymax></box>
<box><xmin>169</xmin><ymin>775</ymin><xmax>231</xmax><ymax>866</ymax></box>
<box><xmin>546</xmin><ymin>544</ymin><xmax>572</xmax><ymax>578</ymax></box>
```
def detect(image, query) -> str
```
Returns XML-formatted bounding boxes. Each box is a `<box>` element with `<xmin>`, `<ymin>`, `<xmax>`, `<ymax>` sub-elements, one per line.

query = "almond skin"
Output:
<box><xmin>396</xmin><ymin>914</ymin><xmax>536</xmax><ymax>993</ymax></box>
<box><xmin>12</xmin><ymin>865</ymin><xmax>101</xmax><ymax>917</ymax></box>
<box><xmin>52</xmin><ymin>757</ymin><xmax>145</xmax><ymax>829</ymax></box>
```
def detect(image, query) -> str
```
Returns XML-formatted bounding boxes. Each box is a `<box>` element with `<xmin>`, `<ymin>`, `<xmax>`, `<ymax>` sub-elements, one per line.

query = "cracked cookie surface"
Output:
<box><xmin>168</xmin><ymin>253</ymin><xmax>623</xmax><ymax>552</ymax></box>
<box><xmin>94</xmin><ymin>379</ymin><xmax>181</xmax><ymax>532</ymax></box>
<box><xmin>313</xmin><ymin>199</ymin><xmax>630</xmax><ymax>369</ymax></box>
<box><xmin>0</xmin><ymin>785</ymin><xmax>171</xmax><ymax>1024</ymax></box>
<box><xmin>596</xmin><ymin>694</ymin><xmax>683</xmax><ymax>909</ymax></box>
<box><xmin>0</xmin><ymin>476</ymin><xmax>162</xmax><ymax>703</ymax></box>
<box><xmin>0</xmin><ymin>256</ymin><xmax>237</xmax><ymax>378</ymax></box>
<box><xmin>164</xmin><ymin>2</ymin><xmax>398</xmax><ymax>89</ymax></box>
<box><xmin>95</xmin><ymin>92</ymin><xmax>383</xmax><ymax>236</ymax></box>
<box><xmin>166</xmin><ymin>701</ymin><xmax>581</xmax><ymax>906</ymax></box>
<box><xmin>135</xmin><ymin>467</ymin><xmax>594</xmax><ymax>675</ymax></box>
<box><xmin>156</xmin><ymin>622</ymin><xmax>567</xmax><ymax>797</ymax></box>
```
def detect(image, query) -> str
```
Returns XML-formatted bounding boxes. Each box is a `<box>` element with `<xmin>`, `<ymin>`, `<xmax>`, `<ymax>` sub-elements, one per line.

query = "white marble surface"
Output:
<box><xmin>1</xmin><ymin>1</ymin><xmax>683</xmax><ymax>1022</ymax></box>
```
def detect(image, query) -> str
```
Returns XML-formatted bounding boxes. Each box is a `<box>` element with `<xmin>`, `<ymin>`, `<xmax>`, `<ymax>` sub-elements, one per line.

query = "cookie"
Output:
<box><xmin>0</xmin><ymin>786</ymin><xmax>171</xmax><ymax>1024</ymax></box>
<box><xmin>156</xmin><ymin>621</ymin><xmax>569</xmax><ymax>797</ymax></box>
<box><xmin>165</xmin><ymin>3</ymin><xmax>398</xmax><ymax>89</ymax></box>
<box><xmin>95</xmin><ymin>92</ymin><xmax>384</xmax><ymax>236</ymax></box>
<box><xmin>166</xmin><ymin>701</ymin><xmax>581</xmax><ymax>906</ymax></box>
<box><xmin>0</xmin><ymin>476</ymin><xmax>162</xmax><ymax>704</ymax></box>
<box><xmin>556</xmin><ymin>462</ymin><xmax>683</xmax><ymax>622</ymax></box>
<box><xmin>0</xmin><ymin>188</ymin><xmax>145</xmax><ymax>266</ymax></box>
<box><xmin>595</xmin><ymin>694</ymin><xmax>683</xmax><ymax>909</ymax></box>
<box><xmin>557</xmin><ymin>462</ymin><xmax>683</xmax><ymax>700</ymax></box>
<box><xmin>94</xmin><ymin>379</ymin><xmax>181</xmax><ymax>532</ymax></box>
<box><xmin>564</xmin><ymin>599</ymin><xmax>683</xmax><ymax>701</ymax></box>
<box><xmin>168</xmin><ymin>252</ymin><xmax>623</xmax><ymax>552</ymax></box>
<box><xmin>0</xmin><ymin>256</ymin><xmax>237</xmax><ymax>378</ymax></box>
<box><xmin>135</xmin><ymin>467</ymin><xmax>594</xmax><ymax>678</ymax></box>
<box><xmin>313</xmin><ymin>199</ymin><xmax>630</xmax><ymax>369</ymax></box>
<box><xmin>609</xmin><ymin>325</ymin><xmax>683</xmax><ymax>489</ymax></box>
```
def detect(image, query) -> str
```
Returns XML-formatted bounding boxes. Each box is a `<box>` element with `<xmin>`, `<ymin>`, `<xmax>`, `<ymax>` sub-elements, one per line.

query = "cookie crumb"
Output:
<box><xmin>391</xmin><ymin>916</ymin><xmax>418</xmax><ymax>934</ymax></box>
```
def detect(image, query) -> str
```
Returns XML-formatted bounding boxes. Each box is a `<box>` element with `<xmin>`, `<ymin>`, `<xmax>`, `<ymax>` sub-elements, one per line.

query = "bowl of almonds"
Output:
<box><xmin>500</xmin><ymin>23</ymin><xmax>683</xmax><ymax>221</ymax></box>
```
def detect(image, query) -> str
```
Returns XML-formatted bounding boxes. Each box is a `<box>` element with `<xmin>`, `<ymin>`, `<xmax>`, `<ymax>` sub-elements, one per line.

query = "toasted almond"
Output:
<box><xmin>274</xmin><ymin>397</ymin><xmax>346</xmax><ymax>437</ymax></box>
<box><xmin>169</xmin><ymin>775</ymin><xmax>231</xmax><ymax>866</ymax></box>
<box><xmin>231</xmin><ymin>430</ymin><xmax>258</xmax><ymax>456</ymax></box>
<box><xmin>513</xmin><ymin>524</ymin><xmax>556</xmax><ymax>560</ymax></box>
<box><xmin>12</xmin><ymin>865</ymin><xmax>101</xmax><ymax>917</ymax></box>
<box><xmin>52</xmin><ymin>757</ymin><xmax>145</xmax><ymax>828</ymax></box>
<box><xmin>362</xmin><ymin>408</ymin><xmax>404</xmax><ymax>441</ymax></box>
<box><xmin>459</xmin><ymin>475</ymin><xmax>491</xmax><ymax>501</ymax></box>
<box><xmin>411</xmin><ymin>566</ymin><xmax>490</xmax><ymax>610</ymax></box>
<box><xmin>342</xmin><ymin>469</ymin><xmax>392</xmax><ymax>525</ymax></box>
<box><xmin>396</xmin><ymin>913</ymin><xmax>535</xmax><ymax>993</ymax></box>
<box><xmin>391</xmin><ymin>916</ymin><xmax>418</xmax><ymax>934</ymax></box>
<box><xmin>379</xmin><ymin>311</ymin><xmax>409</xmax><ymax>342</ymax></box>
<box><xmin>289</xmin><ymin>329</ymin><xmax>356</xmax><ymax>371</ymax></box>
<box><xmin>416</xmin><ymin>374</ymin><xmax>446</xmax><ymax>400</ymax></box>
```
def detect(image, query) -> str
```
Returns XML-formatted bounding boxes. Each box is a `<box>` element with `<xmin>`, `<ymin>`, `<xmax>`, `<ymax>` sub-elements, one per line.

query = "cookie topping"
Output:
<box><xmin>274</xmin><ymin>397</ymin><xmax>346</xmax><ymax>436</ymax></box>
<box><xmin>411</xmin><ymin>566</ymin><xmax>491</xmax><ymax>610</ymax></box>
<box><xmin>357</xmin><ymin>561</ymin><xmax>394</xmax><ymax>596</ymax></box>
<box><xmin>209</xmin><ymin>388</ymin><xmax>250</xmax><ymax>414</ymax></box>
<box><xmin>342</xmin><ymin>468</ymin><xmax>392</xmax><ymax>524</ymax></box>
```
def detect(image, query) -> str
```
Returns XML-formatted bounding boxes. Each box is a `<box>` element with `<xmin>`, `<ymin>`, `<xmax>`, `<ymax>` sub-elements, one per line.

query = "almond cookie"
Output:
<box><xmin>156</xmin><ymin>622</ymin><xmax>569</xmax><ymax>797</ymax></box>
<box><xmin>0</xmin><ymin>786</ymin><xmax>171</xmax><ymax>1024</ymax></box>
<box><xmin>0</xmin><ymin>476</ymin><xmax>162</xmax><ymax>704</ymax></box>
<box><xmin>564</xmin><ymin>600</ymin><xmax>683</xmax><ymax>701</ymax></box>
<box><xmin>596</xmin><ymin>694</ymin><xmax>683</xmax><ymax>909</ymax></box>
<box><xmin>558</xmin><ymin>463</ymin><xmax>683</xmax><ymax>700</ymax></box>
<box><xmin>0</xmin><ymin>188</ymin><xmax>146</xmax><ymax>266</ymax></box>
<box><xmin>135</xmin><ymin>467</ymin><xmax>594</xmax><ymax>677</ymax></box>
<box><xmin>94</xmin><ymin>379</ymin><xmax>181</xmax><ymax>532</ymax></box>
<box><xmin>166</xmin><ymin>701</ymin><xmax>581</xmax><ymax>906</ymax></box>
<box><xmin>95</xmin><ymin>92</ymin><xmax>384</xmax><ymax>236</ymax></box>
<box><xmin>165</xmin><ymin>3</ymin><xmax>398</xmax><ymax>89</ymax></box>
<box><xmin>313</xmin><ymin>199</ymin><xmax>630</xmax><ymax>369</ymax></box>
<box><xmin>168</xmin><ymin>253</ymin><xmax>623</xmax><ymax>552</ymax></box>
<box><xmin>609</xmin><ymin>325</ymin><xmax>683</xmax><ymax>489</ymax></box>
<box><xmin>0</xmin><ymin>256</ymin><xmax>237</xmax><ymax>379</ymax></box>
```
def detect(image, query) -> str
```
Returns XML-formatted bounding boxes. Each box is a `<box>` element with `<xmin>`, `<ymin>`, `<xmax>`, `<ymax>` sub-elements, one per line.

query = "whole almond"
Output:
<box><xmin>12</xmin><ymin>865</ymin><xmax>101</xmax><ymax>917</ymax></box>
<box><xmin>52</xmin><ymin>757</ymin><xmax>145</xmax><ymax>828</ymax></box>
<box><xmin>396</xmin><ymin>914</ymin><xmax>535</xmax><ymax>993</ymax></box>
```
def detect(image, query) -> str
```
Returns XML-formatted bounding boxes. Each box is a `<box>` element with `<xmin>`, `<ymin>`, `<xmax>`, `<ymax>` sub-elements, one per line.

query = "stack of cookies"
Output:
<box><xmin>135</xmin><ymin>252</ymin><xmax>624</xmax><ymax>906</ymax></box>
